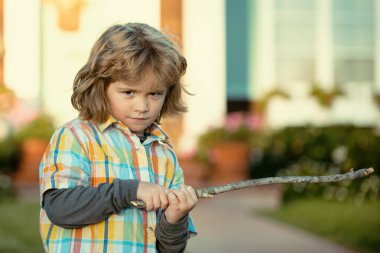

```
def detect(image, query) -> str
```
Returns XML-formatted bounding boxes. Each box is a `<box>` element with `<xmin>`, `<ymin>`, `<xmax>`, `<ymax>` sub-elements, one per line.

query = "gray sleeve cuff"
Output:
<box><xmin>114</xmin><ymin>178</ymin><xmax>139</xmax><ymax>208</ymax></box>
<box><xmin>155</xmin><ymin>214</ymin><xmax>189</xmax><ymax>252</ymax></box>
<box><xmin>158</xmin><ymin>214</ymin><xmax>189</xmax><ymax>236</ymax></box>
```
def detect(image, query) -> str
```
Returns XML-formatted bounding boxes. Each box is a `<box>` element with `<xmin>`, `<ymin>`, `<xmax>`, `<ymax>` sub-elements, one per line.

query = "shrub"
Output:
<box><xmin>279</xmin><ymin>159</ymin><xmax>379</xmax><ymax>204</ymax></box>
<box><xmin>14</xmin><ymin>113</ymin><xmax>55</xmax><ymax>142</ymax></box>
<box><xmin>0</xmin><ymin>135</ymin><xmax>20</xmax><ymax>174</ymax></box>
<box><xmin>250</xmin><ymin>125</ymin><xmax>380</xmax><ymax>179</ymax></box>
<box><xmin>249</xmin><ymin>125</ymin><xmax>380</xmax><ymax>204</ymax></box>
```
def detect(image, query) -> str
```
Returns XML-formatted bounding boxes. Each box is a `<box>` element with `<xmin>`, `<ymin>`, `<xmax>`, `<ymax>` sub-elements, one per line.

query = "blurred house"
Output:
<box><xmin>2</xmin><ymin>0</ymin><xmax>379</xmax><ymax>154</ymax></box>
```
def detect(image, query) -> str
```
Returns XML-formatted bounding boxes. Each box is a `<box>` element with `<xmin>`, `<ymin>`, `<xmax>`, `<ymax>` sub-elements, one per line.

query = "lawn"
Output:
<box><xmin>259</xmin><ymin>198</ymin><xmax>380</xmax><ymax>253</ymax></box>
<box><xmin>0</xmin><ymin>200</ymin><xmax>43</xmax><ymax>253</ymax></box>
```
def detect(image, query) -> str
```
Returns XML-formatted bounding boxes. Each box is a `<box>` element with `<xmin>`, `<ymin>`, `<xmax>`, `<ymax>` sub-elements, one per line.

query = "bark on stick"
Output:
<box><xmin>130</xmin><ymin>167</ymin><xmax>374</xmax><ymax>208</ymax></box>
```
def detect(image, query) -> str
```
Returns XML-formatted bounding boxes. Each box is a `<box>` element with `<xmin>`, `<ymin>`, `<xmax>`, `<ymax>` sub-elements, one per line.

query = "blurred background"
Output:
<box><xmin>0</xmin><ymin>0</ymin><xmax>379</xmax><ymax>252</ymax></box>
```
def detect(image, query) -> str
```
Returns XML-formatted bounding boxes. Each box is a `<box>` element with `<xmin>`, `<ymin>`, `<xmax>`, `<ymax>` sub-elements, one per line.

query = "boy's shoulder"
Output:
<box><xmin>55</xmin><ymin>117</ymin><xmax>92</xmax><ymax>132</ymax></box>
<box><xmin>52</xmin><ymin>117</ymin><xmax>95</xmax><ymax>140</ymax></box>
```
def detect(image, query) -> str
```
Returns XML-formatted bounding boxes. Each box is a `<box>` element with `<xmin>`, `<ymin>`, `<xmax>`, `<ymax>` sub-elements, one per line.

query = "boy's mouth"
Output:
<box><xmin>131</xmin><ymin>117</ymin><xmax>148</xmax><ymax>121</ymax></box>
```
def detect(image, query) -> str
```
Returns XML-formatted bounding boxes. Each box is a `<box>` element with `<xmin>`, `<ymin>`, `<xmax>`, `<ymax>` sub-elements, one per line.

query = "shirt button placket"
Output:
<box><xmin>136</xmin><ymin>144</ymin><xmax>150</xmax><ymax>182</ymax></box>
<box><xmin>147</xmin><ymin>213</ymin><xmax>156</xmax><ymax>242</ymax></box>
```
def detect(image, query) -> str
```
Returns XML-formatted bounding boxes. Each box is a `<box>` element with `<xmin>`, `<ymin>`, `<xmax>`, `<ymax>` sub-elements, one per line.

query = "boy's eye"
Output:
<box><xmin>122</xmin><ymin>90</ymin><xmax>134</xmax><ymax>96</ymax></box>
<box><xmin>150</xmin><ymin>92</ymin><xmax>164</xmax><ymax>98</ymax></box>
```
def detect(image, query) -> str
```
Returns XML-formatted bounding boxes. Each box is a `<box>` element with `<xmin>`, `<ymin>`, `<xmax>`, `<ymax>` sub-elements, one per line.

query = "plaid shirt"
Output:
<box><xmin>39</xmin><ymin>116</ymin><xmax>196</xmax><ymax>253</ymax></box>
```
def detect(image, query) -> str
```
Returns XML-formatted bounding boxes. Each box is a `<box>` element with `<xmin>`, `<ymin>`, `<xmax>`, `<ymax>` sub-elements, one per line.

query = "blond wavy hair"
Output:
<box><xmin>71</xmin><ymin>23</ymin><xmax>188</xmax><ymax>123</ymax></box>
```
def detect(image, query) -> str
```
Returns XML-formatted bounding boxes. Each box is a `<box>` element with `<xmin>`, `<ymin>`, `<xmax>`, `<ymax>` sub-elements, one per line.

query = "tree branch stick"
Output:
<box><xmin>130</xmin><ymin>167</ymin><xmax>374</xmax><ymax>208</ymax></box>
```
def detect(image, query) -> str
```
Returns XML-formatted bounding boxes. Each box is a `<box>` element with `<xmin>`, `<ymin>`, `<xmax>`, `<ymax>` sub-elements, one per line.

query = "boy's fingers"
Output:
<box><xmin>174</xmin><ymin>188</ymin><xmax>187</xmax><ymax>202</ymax></box>
<box><xmin>179</xmin><ymin>185</ymin><xmax>194</xmax><ymax>201</ymax></box>
<box><xmin>174</xmin><ymin>189</ymin><xmax>188</xmax><ymax>203</ymax></box>
<box><xmin>145</xmin><ymin>196</ymin><xmax>154</xmax><ymax>211</ymax></box>
<box><xmin>186</xmin><ymin>186</ymin><xmax>198</xmax><ymax>202</ymax></box>
<box><xmin>180</xmin><ymin>185</ymin><xmax>197</xmax><ymax>201</ymax></box>
<box><xmin>167</xmin><ymin>191</ymin><xmax>179</xmax><ymax>205</ymax></box>
<box><xmin>160</xmin><ymin>191</ymin><xmax>169</xmax><ymax>210</ymax></box>
<box><xmin>152</xmin><ymin>193</ymin><xmax>161</xmax><ymax>210</ymax></box>
<box><xmin>181</xmin><ymin>187</ymin><xmax>192</xmax><ymax>202</ymax></box>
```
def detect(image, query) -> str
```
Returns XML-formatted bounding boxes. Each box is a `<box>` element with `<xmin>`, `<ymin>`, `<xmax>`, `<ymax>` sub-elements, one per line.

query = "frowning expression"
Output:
<box><xmin>107</xmin><ymin>72</ymin><xmax>167</xmax><ymax>136</ymax></box>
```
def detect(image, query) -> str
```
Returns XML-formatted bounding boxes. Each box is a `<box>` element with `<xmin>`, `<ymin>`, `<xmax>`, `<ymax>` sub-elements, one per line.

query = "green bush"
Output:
<box><xmin>0</xmin><ymin>136</ymin><xmax>19</xmax><ymax>200</ymax></box>
<box><xmin>0</xmin><ymin>114</ymin><xmax>55</xmax><ymax>175</ymax></box>
<box><xmin>249</xmin><ymin>125</ymin><xmax>380</xmax><ymax>203</ymax></box>
<box><xmin>14</xmin><ymin>114</ymin><xmax>55</xmax><ymax>142</ymax></box>
<box><xmin>0</xmin><ymin>135</ymin><xmax>20</xmax><ymax>174</ymax></box>
<box><xmin>0</xmin><ymin>114</ymin><xmax>55</xmax><ymax>201</ymax></box>
<box><xmin>279</xmin><ymin>159</ymin><xmax>379</xmax><ymax>204</ymax></box>
<box><xmin>250</xmin><ymin>125</ymin><xmax>380</xmax><ymax>179</ymax></box>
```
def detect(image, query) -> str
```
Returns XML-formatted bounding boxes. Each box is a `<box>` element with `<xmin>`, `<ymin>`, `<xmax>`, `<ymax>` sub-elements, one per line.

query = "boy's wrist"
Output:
<box><xmin>164</xmin><ymin>211</ymin><xmax>188</xmax><ymax>224</ymax></box>
<box><xmin>160</xmin><ymin>213</ymin><xmax>188</xmax><ymax>235</ymax></box>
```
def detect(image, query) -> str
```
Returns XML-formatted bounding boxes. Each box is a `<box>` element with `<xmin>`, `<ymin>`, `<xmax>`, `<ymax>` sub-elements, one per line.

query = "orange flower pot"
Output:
<box><xmin>13</xmin><ymin>138</ymin><xmax>48</xmax><ymax>186</ymax></box>
<box><xmin>209</xmin><ymin>142</ymin><xmax>251</xmax><ymax>184</ymax></box>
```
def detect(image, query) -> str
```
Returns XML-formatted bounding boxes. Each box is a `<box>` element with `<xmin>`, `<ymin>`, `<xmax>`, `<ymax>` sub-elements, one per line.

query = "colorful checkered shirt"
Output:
<box><xmin>39</xmin><ymin>116</ymin><xmax>196</xmax><ymax>253</ymax></box>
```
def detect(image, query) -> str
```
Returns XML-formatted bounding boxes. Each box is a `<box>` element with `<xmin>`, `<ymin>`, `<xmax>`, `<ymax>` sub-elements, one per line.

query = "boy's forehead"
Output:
<box><xmin>119</xmin><ymin>76</ymin><xmax>167</xmax><ymax>90</ymax></box>
<box><xmin>116</xmin><ymin>67</ymin><xmax>169</xmax><ymax>90</ymax></box>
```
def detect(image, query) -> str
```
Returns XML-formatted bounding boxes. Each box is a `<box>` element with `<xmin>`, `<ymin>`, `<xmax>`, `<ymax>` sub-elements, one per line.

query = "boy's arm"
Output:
<box><xmin>155</xmin><ymin>213</ymin><xmax>189</xmax><ymax>253</ymax></box>
<box><xmin>42</xmin><ymin>179</ymin><xmax>139</xmax><ymax>228</ymax></box>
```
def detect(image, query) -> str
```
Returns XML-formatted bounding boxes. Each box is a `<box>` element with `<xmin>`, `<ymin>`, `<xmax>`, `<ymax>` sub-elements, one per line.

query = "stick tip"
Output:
<box><xmin>198</xmin><ymin>192</ymin><xmax>214</xmax><ymax>198</ymax></box>
<box><xmin>366</xmin><ymin>167</ymin><xmax>375</xmax><ymax>175</ymax></box>
<box><xmin>130</xmin><ymin>200</ymin><xmax>145</xmax><ymax>209</ymax></box>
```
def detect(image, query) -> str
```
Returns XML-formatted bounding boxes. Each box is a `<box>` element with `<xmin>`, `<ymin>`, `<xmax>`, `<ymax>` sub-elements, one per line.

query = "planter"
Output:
<box><xmin>208</xmin><ymin>142</ymin><xmax>251</xmax><ymax>184</ymax></box>
<box><xmin>12</xmin><ymin>138</ymin><xmax>48</xmax><ymax>186</ymax></box>
<box><xmin>179</xmin><ymin>156</ymin><xmax>210</xmax><ymax>188</ymax></box>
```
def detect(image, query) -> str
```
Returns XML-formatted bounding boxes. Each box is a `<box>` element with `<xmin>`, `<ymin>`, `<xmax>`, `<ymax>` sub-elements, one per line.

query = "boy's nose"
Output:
<box><xmin>134</xmin><ymin>97</ymin><xmax>149</xmax><ymax>113</ymax></box>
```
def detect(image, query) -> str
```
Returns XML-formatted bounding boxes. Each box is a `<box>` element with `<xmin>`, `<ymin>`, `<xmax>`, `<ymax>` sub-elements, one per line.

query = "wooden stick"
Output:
<box><xmin>130</xmin><ymin>167</ymin><xmax>374</xmax><ymax>208</ymax></box>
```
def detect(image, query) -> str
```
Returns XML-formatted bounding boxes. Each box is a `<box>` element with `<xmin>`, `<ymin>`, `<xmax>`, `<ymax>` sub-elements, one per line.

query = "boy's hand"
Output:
<box><xmin>136</xmin><ymin>182</ymin><xmax>169</xmax><ymax>211</ymax></box>
<box><xmin>164</xmin><ymin>185</ymin><xmax>198</xmax><ymax>224</ymax></box>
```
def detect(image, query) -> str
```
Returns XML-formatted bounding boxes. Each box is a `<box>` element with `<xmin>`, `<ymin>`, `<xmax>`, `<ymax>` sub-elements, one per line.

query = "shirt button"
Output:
<box><xmin>148</xmin><ymin>226</ymin><xmax>154</xmax><ymax>232</ymax></box>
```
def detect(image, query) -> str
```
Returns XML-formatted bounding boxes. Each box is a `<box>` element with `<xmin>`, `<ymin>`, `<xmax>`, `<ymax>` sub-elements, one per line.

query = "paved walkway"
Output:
<box><xmin>185</xmin><ymin>186</ymin><xmax>359</xmax><ymax>253</ymax></box>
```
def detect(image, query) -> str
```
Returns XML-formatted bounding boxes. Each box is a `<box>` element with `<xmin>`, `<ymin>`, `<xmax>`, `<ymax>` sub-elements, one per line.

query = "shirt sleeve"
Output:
<box><xmin>42</xmin><ymin>179</ymin><xmax>139</xmax><ymax>228</ymax></box>
<box><xmin>166</xmin><ymin>148</ymin><xmax>198</xmax><ymax>237</ymax></box>
<box><xmin>39</xmin><ymin>126</ymin><xmax>91</xmax><ymax>198</ymax></box>
<box><xmin>155</xmin><ymin>213</ymin><xmax>189</xmax><ymax>253</ymax></box>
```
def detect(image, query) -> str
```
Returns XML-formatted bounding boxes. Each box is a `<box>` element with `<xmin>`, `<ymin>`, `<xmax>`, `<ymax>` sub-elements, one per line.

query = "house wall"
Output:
<box><xmin>3</xmin><ymin>0</ymin><xmax>380</xmax><ymax>154</ymax></box>
<box><xmin>180</xmin><ymin>0</ymin><xmax>226</xmax><ymax>153</ymax></box>
<box><xmin>4</xmin><ymin>0</ymin><xmax>40</xmax><ymax>101</ymax></box>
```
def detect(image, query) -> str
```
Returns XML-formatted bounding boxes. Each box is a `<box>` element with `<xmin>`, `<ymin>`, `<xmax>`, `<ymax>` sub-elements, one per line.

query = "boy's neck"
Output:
<box><xmin>137</xmin><ymin>133</ymin><xmax>147</xmax><ymax>143</ymax></box>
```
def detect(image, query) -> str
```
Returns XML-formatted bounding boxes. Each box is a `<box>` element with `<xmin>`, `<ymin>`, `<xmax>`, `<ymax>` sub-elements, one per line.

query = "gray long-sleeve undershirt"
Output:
<box><xmin>42</xmin><ymin>179</ymin><xmax>188</xmax><ymax>253</ymax></box>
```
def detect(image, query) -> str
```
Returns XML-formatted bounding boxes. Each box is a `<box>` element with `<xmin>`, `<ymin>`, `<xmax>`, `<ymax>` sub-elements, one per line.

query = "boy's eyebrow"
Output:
<box><xmin>150</xmin><ymin>88</ymin><xmax>167</xmax><ymax>92</ymax></box>
<box><xmin>116</xmin><ymin>85</ymin><xmax>167</xmax><ymax>93</ymax></box>
<box><xmin>117</xmin><ymin>86</ymin><xmax>136</xmax><ymax>91</ymax></box>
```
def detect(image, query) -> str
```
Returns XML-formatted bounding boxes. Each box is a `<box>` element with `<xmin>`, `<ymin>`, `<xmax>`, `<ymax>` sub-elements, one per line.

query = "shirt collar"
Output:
<box><xmin>96</xmin><ymin>116</ymin><xmax>172</xmax><ymax>146</ymax></box>
<box><xmin>145</xmin><ymin>123</ymin><xmax>173</xmax><ymax>147</ymax></box>
<box><xmin>97</xmin><ymin>115</ymin><xmax>119</xmax><ymax>132</ymax></box>
<box><xmin>147</xmin><ymin>123</ymin><xmax>169</xmax><ymax>141</ymax></box>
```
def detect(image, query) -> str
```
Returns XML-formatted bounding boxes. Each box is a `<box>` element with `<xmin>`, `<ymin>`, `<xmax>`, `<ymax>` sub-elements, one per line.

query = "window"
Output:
<box><xmin>275</xmin><ymin>0</ymin><xmax>316</xmax><ymax>83</ymax></box>
<box><xmin>333</xmin><ymin>0</ymin><xmax>375</xmax><ymax>83</ymax></box>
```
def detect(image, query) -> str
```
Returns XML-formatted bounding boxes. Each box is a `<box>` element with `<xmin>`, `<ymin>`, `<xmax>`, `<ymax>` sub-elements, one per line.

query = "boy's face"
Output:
<box><xmin>107</xmin><ymin>71</ymin><xmax>167</xmax><ymax>136</ymax></box>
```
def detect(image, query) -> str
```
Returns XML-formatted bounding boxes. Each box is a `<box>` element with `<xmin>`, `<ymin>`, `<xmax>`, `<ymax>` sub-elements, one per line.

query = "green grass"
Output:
<box><xmin>0</xmin><ymin>200</ymin><xmax>43</xmax><ymax>253</ymax></box>
<box><xmin>259</xmin><ymin>198</ymin><xmax>380</xmax><ymax>253</ymax></box>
